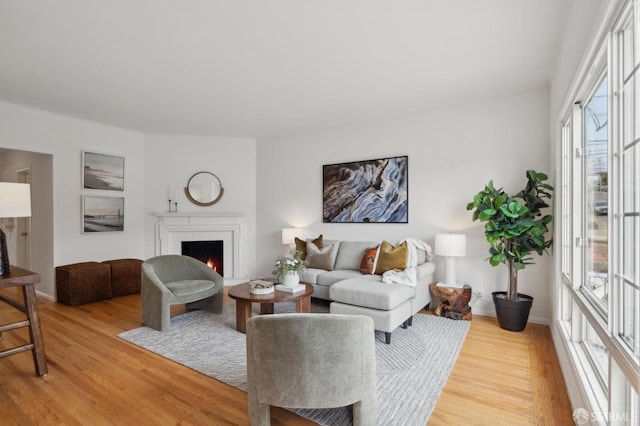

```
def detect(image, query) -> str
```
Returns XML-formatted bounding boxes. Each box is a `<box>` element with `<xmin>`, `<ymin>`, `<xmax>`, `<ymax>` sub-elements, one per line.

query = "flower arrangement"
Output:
<box><xmin>272</xmin><ymin>251</ymin><xmax>308</xmax><ymax>282</ymax></box>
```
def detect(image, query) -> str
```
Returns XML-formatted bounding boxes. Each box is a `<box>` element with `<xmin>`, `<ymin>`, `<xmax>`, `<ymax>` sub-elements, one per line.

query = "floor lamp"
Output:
<box><xmin>0</xmin><ymin>183</ymin><xmax>32</xmax><ymax>275</ymax></box>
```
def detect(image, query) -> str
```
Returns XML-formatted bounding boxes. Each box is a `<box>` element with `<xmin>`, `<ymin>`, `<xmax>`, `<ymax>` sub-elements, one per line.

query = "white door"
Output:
<box><xmin>16</xmin><ymin>168</ymin><xmax>31</xmax><ymax>270</ymax></box>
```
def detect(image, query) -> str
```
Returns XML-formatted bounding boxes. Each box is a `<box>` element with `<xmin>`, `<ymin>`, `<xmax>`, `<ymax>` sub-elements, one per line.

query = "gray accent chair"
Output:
<box><xmin>141</xmin><ymin>255</ymin><xmax>224</xmax><ymax>331</ymax></box>
<box><xmin>246</xmin><ymin>314</ymin><xmax>377</xmax><ymax>426</ymax></box>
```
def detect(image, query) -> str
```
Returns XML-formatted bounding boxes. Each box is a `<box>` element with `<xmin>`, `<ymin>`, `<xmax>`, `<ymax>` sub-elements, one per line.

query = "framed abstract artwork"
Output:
<box><xmin>82</xmin><ymin>196</ymin><xmax>124</xmax><ymax>233</ymax></box>
<box><xmin>82</xmin><ymin>151</ymin><xmax>124</xmax><ymax>191</ymax></box>
<box><xmin>323</xmin><ymin>155</ymin><xmax>408</xmax><ymax>223</ymax></box>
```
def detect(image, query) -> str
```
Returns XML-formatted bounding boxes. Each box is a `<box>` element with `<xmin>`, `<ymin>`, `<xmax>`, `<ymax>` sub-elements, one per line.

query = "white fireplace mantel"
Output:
<box><xmin>154</xmin><ymin>212</ymin><xmax>248</xmax><ymax>284</ymax></box>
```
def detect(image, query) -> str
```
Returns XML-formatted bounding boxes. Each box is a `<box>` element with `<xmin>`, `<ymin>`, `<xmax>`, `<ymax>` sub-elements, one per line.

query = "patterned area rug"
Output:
<box><xmin>118</xmin><ymin>300</ymin><xmax>469</xmax><ymax>425</ymax></box>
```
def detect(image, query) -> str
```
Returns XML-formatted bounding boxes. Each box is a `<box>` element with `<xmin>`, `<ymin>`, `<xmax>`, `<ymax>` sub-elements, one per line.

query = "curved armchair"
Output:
<box><xmin>246</xmin><ymin>314</ymin><xmax>377</xmax><ymax>426</ymax></box>
<box><xmin>141</xmin><ymin>255</ymin><xmax>223</xmax><ymax>331</ymax></box>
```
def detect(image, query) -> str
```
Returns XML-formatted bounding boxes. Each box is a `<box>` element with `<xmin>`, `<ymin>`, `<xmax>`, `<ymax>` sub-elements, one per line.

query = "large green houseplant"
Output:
<box><xmin>466</xmin><ymin>170</ymin><xmax>553</xmax><ymax>331</ymax></box>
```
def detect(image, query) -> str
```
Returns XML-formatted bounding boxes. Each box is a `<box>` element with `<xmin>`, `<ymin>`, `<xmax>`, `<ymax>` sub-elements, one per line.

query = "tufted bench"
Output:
<box><xmin>103</xmin><ymin>258</ymin><xmax>143</xmax><ymax>297</ymax></box>
<box><xmin>56</xmin><ymin>262</ymin><xmax>112</xmax><ymax>306</ymax></box>
<box><xmin>56</xmin><ymin>258</ymin><xmax>143</xmax><ymax>306</ymax></box>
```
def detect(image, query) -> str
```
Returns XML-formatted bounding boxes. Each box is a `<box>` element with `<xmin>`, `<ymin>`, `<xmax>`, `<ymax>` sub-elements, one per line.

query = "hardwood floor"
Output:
<box><xmin>0</xmin><ymin>288</ymin><xmax>572</xmax><ymax>425</ymax></box>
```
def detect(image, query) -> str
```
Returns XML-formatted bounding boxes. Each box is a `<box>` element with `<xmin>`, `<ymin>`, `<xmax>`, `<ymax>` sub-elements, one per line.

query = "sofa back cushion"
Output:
<box><xmin>323</xmin><ymin>240</ymin><xmax>342</xmax><ymax>268</ymax></box>
<box><xmin>334</xmin><ymin>241</ymin><xmax>378</xmax><ymax>271</ymax></box>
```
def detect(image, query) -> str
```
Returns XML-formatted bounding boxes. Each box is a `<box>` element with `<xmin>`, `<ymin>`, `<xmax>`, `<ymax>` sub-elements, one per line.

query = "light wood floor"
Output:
<box><xmin>0</xmin><ymin>288</ymin><xmax>572</xmax><ymax>425</ymax></box>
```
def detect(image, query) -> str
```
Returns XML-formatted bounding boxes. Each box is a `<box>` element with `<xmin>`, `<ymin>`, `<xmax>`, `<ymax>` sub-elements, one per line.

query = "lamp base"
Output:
<box><xmin>0</xmin><ymin>228</ymin><xmax>11</xmax><ymax>275</ymax></box>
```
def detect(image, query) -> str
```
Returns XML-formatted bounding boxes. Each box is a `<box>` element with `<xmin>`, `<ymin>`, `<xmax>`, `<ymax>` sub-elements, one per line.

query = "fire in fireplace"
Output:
<box><xmin>181</xmin><ymin>240</ymin><xmax>224</xmax><ymax>276</ymax></box>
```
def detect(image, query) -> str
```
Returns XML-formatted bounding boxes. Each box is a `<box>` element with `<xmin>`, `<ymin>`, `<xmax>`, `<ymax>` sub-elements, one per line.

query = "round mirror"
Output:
<box><xmin>184</xmin><ymin>172</ymin><xmax>224</xmax><ymax>206</ymax></box>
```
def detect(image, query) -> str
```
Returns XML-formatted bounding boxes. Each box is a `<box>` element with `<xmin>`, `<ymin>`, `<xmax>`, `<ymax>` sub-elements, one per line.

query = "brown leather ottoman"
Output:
<box><xmin>55</xmin><ymin>262</ymin><xmax>112</xmax><ymax>306</ymax></box>
<box><xmin>103</xmin><ymin>258</ymin><xmax>143</xmax><ymax>297</ymax></box>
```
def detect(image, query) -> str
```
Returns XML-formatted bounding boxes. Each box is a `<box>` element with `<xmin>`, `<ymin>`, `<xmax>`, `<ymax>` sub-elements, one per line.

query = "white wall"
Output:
<box><xmin>143</xmin><ymin>134</ymin><xmax>257</xmax><ymax>275</ymax></box>
<box><xmin>0</xmin><ymin>102</ymin><xmax>258</xmax><ymax>298</ymax></box>
<box><xmin>0</xmin><ymin>101</ymin><xmax>146</xmax><ymax>298</ymax></box>
<box><xmin>257</xmin><ymin>87</ymin><xmax>553</xmax><ymax>323</ymax></box>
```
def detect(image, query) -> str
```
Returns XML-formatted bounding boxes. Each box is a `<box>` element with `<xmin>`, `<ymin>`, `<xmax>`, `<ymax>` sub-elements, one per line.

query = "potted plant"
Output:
<box><xmin>273</xmin><ymin>251</ymin><xmax>308</xmax><ymax>287</ymax></box>
<box><xmin>466</xmin><ymin>170</ymin><xmax>553</xmax><ymax>331</ymax></box>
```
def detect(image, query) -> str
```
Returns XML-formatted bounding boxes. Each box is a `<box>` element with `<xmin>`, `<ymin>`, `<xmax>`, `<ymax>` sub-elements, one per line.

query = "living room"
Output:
<box><xmin>1</xmin><ymin>1</ymin><xmax>638</xmax><ymax>424</ymax></box>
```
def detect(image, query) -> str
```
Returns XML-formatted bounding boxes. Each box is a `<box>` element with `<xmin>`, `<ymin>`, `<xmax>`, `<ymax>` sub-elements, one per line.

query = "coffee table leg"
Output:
<box><xmin>296</xmin><ymin>295</ymin><xmax>311</xmax><ymax>313</ymax></box>
<box><xmin>235</xmin><ymin>300</ymin><xmax>252</xmax><ymax>334</ymax></box>
<box><xmin>260</xmin><ymin>303</ymin><xmax>274</xmax><ymax>315</ymax></box>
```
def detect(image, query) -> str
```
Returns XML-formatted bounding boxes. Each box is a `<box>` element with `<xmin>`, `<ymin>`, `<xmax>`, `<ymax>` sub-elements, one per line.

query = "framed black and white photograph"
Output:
<box><xmin>82</xmin><ymin>196</ymin><xmax>124</xmax><ymax>233</ymax></box>
<box><xmin>323</xmin><ymin>155</ymin><xmax>408</xmax><ymax>223</ymax></box>
<box><xmin>83</xmin><ymin>151</ymin><xmax>124</xmax><ymax>191</ymax></box>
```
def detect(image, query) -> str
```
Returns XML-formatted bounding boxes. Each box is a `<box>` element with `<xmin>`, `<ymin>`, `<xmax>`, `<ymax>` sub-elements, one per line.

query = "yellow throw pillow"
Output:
<box><xmin>295</xmin><ymin>234</ymin><xmax>323</xmax><ymax>259</ymax></box>
<box><xmin>375</xmin><ymin>241</ymin><xmax>408</xmax><ymax>274</ymax></box>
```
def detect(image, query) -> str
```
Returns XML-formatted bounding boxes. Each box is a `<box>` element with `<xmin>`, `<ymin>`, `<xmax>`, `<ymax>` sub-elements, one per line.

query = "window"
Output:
<box><xmin>582</xmin><ymin>76</ymin><xmax>609</xmax><ymax>317</ymax></box>
<box><xmin>613</xmin><ymin>0</ymin><xmax>639</xmax><ymax>361</ymax></box>
<box><xmin>558</xmin><ymin>0</ymin><xmax>639</xmax><ymax>420</ymax></box>
<box><xmin>561</xmin><ymin>120</ymin><xmax>573</xmax><ymax>282</ymax></box>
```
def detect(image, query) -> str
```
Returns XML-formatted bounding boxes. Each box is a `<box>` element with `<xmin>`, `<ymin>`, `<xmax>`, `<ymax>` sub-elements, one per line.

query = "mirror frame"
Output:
<box><xmin>184</xmin><ymin>171</ymin><xmax>224</xmax><ymax>207</ymax></box>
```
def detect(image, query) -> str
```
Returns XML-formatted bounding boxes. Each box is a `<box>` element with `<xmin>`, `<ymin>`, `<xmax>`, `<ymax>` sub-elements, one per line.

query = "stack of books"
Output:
<box><xmin>275</xmin><ymin>283</ymin><xmax>306</xmax><ymax>293</ymax></box>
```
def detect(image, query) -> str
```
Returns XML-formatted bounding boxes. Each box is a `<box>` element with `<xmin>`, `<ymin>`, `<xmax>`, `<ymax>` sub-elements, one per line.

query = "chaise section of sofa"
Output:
<box><xmin>298</xmin><ymin>237</ymin><xmax>435</xmax><ymax>343</ymax></box>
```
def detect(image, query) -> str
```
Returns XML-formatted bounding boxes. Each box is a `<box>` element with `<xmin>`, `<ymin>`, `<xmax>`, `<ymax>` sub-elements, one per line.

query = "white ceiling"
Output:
<box><xmin>0</xmin><ymin>0</ymin><xmax>570</xmax><ymax>139</ymax></box>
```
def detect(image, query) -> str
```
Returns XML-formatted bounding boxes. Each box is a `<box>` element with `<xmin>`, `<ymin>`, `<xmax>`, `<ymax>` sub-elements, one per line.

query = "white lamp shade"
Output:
<box><xmin>435</xmin><ymin>233</ymin><xmax>466</xmax><ymax>257</ymax></box>
<box><xmin>281</xmin><ymin>228</ymin><xmax>299</xmax><ymax>245</ymax></box>
<box><xmin>0</xmin><ymin>183</ymin><xmax>31</xmax><ymax>218</ymax></box>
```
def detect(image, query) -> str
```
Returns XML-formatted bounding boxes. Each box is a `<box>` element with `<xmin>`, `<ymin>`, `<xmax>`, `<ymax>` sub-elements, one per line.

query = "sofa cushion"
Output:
<box><xmin>330</xmin><ymin>277</ymin><xmax>415</xmax><ymax>310</ymax></box>
<box><xmin>166</xmin><ymin>279</ymin><xmax>216</xmax><ymax>297</ymax></box>
<box><xmin>323</xmin><ymin>239</ymin><xmax>342</xmax><ymax>269</ymax></box>
<box><xmin>359</xmin><ymin>246</ymin><xmax>380</xmax><ymax>274</ymax></box>
<box><xmin>375</xmin><ymin>240</ymin><xmax>408</xmax><ymax>274</ymax></box>
<box><xmin>316</xmin><ymin>270</ymin><xmax>363</xmax><ymax>287</ymax></box>
<box><xmin>300</xmin><ymin>268</ymin><xmax>326</xmax><ymax>285</ymax></box>
<box><xmin>334</xmin><ymin>241</ymin><xmax>378</xmax><ymax>271</ymax></box>
<box><xmin>295</xmin><ymin>234</ymin><xmax>323</xmax><ymax>259</ymax></box>
<box><xmin>416</xmin><ymin>261</ymin><xmax>436</xmax><ymax>280</ymax></box>
<box><xmin>306</xmin><ymin>242</ymin><xmax>334</xmax><ymax>270</ymax></box>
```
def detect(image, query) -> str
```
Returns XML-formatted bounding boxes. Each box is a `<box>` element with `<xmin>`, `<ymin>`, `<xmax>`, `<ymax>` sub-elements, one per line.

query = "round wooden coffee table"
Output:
<box><xmin>228</xmin><ymin>283</ymin><xmax>314</xmax><ymax>333</ymax></box>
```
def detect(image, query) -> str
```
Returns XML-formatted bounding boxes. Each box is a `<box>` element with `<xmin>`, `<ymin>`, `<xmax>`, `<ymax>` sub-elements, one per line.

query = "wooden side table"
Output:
<box><xmin>0</xmin><ymin>266</ymin><xmax>48</xmax><ymax>376</ymax></box>
<box><xmin>429</xmin><ymin>283</ymin><xmax>472</xmax><ymax>321</ymax></box>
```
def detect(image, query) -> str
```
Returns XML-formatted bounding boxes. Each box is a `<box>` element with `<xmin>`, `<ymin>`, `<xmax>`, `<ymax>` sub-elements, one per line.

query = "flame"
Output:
<box><xmin>206</xmin><ymin>258</ymin><xmax>216</xmax><ymax>271</ymax></box>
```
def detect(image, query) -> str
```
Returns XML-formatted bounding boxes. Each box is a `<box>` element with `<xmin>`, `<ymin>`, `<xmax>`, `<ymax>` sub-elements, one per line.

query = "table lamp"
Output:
<box><xmin>435</xmin><ymin>233</ymin><xmax>466</xmax><ymax>288</ymax></box>
<box><xmin>281</xmin><ymin>228</ymin><xmax>298</xmax><ymax>255</ymax></box>
<box><xmin>0</xmin><ymin>183</ymin><xmax>32</xmax><ymax>275</ymax></box>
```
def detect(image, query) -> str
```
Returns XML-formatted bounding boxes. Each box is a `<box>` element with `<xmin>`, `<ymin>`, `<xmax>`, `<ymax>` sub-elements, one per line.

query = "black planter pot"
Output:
<box><xmin>492</xmin><ymin>291</ymin><xmax>534</xmax><ymax>332</ymax></box>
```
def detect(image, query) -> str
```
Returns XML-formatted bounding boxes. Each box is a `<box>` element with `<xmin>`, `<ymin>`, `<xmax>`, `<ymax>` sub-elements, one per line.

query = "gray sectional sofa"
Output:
<box><xmin>299</xmin><ymin>239</ymin><xmax>435</xmax><ymax>343</ymax></box>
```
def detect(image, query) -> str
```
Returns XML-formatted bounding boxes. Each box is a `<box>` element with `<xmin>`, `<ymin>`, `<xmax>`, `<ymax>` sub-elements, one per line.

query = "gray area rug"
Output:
<box><xmin>118</xmin><ymin>301</ymin><xmax>469</xmax><ymax>425</ymax></box>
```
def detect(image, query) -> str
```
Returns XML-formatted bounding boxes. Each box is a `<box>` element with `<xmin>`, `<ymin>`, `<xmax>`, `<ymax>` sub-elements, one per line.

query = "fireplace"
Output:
<box><xmin>154</xmin><ymin>212</ymin><xmax>248</xmax><ymax>284</ymax></box>
<box><xmin>181</xmin><ymin>240</ymin><xmax>224</xmax><ymax>276</ymax></box>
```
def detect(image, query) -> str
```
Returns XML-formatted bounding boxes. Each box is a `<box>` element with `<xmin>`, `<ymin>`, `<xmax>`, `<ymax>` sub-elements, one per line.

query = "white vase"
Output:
<box><xmin>281</xmin><ymin>271</ymin><xmax>300</xmax><ymax>287</ymax></box>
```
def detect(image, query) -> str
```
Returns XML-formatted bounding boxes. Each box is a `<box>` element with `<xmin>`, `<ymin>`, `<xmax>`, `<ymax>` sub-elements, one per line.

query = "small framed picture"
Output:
<box><xmin>82</xmin><ymin>151</ymin><xmax>124</xmax><ymax>191</ymax></box>
<box><xmin>82</xmin><ymin>196</ymin><xmax>124</xmax><ymax>233</ymax></box>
